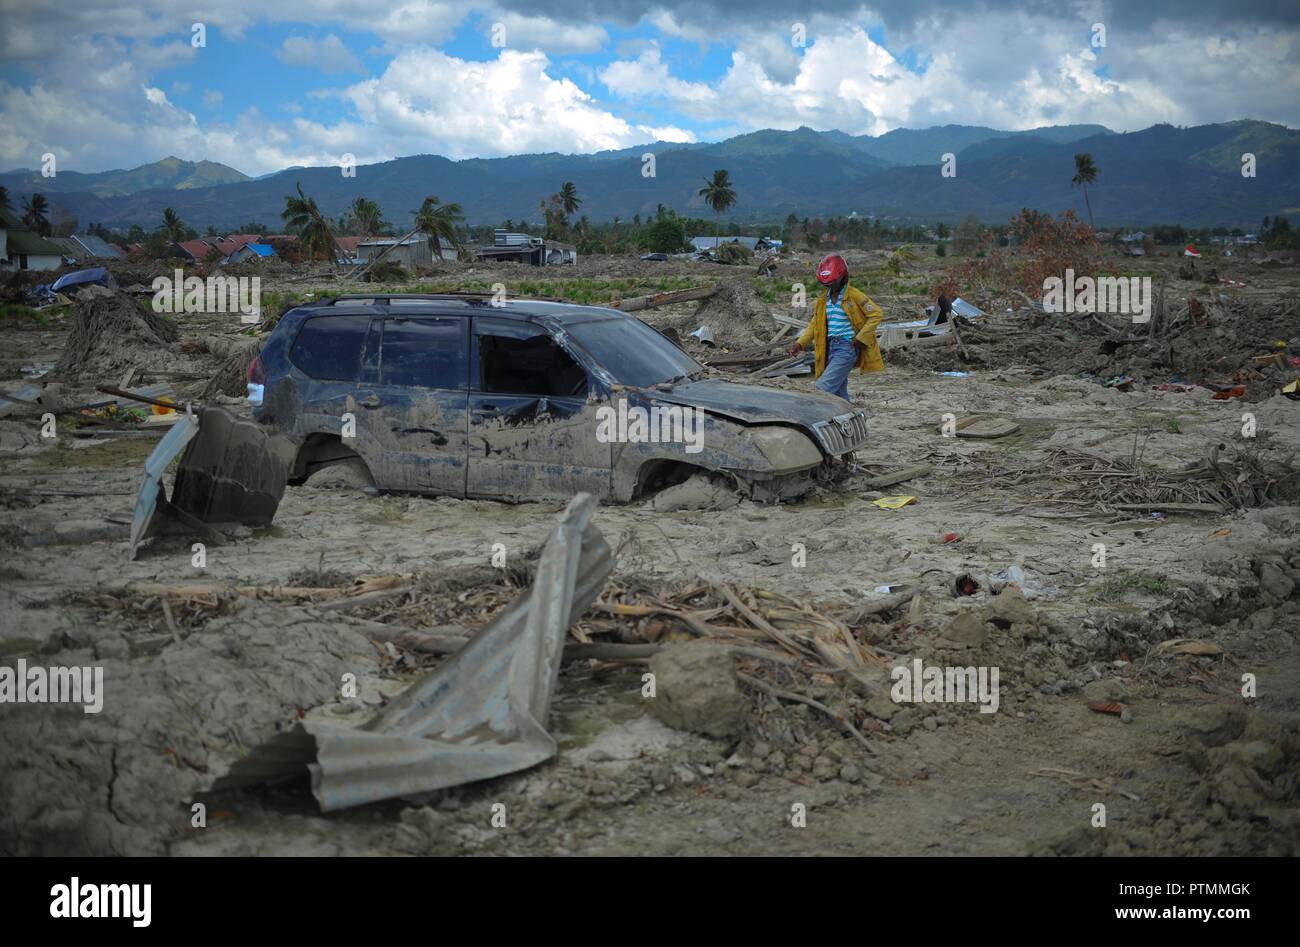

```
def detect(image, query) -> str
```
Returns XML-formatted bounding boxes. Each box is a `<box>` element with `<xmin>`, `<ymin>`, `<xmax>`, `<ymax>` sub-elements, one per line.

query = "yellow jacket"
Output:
<box><xmin>798</xmin><ymin>282</ymin><xmax>886</xmax><ymax>376</ymax></box>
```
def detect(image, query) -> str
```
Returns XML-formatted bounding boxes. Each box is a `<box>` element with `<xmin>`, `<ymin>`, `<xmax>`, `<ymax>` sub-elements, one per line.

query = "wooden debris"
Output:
<box><xmin>1155</xmin><ymin>638</ymin><xmax>1225</xmax><ymax>656</ymax></box>
<box><xmin>609</xmin><ymin>285</ymin><xmax>716</xmax><ymax>312</ymax></box>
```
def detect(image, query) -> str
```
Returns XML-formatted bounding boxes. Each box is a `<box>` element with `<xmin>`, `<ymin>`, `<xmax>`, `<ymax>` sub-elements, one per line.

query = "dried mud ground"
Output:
<box><xmin>2</xmin><ymin>260</ymin><xmax>1299</xmax><ymax>857</ymax></box>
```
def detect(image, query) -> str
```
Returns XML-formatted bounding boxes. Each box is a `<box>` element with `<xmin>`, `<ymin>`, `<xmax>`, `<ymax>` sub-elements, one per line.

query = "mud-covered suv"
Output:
<box><xmin>249</xmin><ymin>294</ymin><xmax>869</xmax><ymax>502</ymax></box>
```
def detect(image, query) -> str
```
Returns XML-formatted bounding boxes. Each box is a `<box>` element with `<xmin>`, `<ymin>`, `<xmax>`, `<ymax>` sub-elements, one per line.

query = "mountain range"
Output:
<box><xmin>3</xmin><ymin>120</ymin><xmax>1296</xmax><ymax>231</ymax></box>
<box><xmin>0</xmin><ymin>156</ymin><xmax>248</xmax><ymax>198</ymax></box>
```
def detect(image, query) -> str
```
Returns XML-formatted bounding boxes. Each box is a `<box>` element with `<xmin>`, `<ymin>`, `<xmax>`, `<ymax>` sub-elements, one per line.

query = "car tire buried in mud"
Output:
<box><xmin>303</xmin><ymin>457</ymin><xmax>376</xmax><ymax>491</ymax></box>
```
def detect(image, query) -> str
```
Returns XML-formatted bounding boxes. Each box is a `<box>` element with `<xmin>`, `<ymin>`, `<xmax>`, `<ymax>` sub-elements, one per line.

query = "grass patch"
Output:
<box><xmin>1095</xmin><ymin>572</ymin><xmax>1169</xmax><ymax>602</ymax></box>
<box><xmin>0</xmin><ymin>303</ymin><xmax>55</xmax><ymax>326</ymax></box>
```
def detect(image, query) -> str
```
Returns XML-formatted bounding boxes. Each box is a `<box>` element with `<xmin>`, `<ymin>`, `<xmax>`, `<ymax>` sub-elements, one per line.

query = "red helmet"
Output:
<box><xmin>816</xmin><ymin>253</ymin><xmax>847</xmax><ymax>285</ymax></box>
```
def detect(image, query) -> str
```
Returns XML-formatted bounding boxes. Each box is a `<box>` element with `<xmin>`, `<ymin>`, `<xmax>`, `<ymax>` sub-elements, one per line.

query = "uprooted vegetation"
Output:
<box><xmin>933</xmin><ymin>210</ymin><xmax>1105</xmax><ymax>302</ymax></box>
<box><xmin>54</xmin><ymin>286</ymin><xmax>185</xmax><ymax>379</ymax></box>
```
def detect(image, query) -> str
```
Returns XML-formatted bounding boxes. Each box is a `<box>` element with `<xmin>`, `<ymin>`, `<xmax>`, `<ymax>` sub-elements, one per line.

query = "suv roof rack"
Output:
<box><xmin>327</xmin><ymin>292</ymin><xmax>495</xmax><ymax>306</ymax></box>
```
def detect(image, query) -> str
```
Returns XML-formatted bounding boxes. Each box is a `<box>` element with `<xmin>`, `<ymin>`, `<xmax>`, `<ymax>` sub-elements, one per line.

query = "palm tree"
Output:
<box><xmin>698</xmin><ymin>169</ymin><xmax>736</xmax><ymax>248</ymax></box>
<box><xmin>282</xmin><ymin>182</ymin><xmax>338</xmax><ymax>261</ymax></box>
<box><xmin>161</xmin><ymin>207</ymin><xmax>186</xmax><ymax>243</ymax></box>
<box><xmin>0</xmin><ymin>186</ymin><xmax>10</xmax><ymax>211</ymax></box>
<box><xmin>411</xmin><ymin>195</ymin><xmax>465</xmax><ymax>257</ymax></box>
<box><xmin>558</xmin><ymin>181</ymin><xmax>581</xmax><ymax>219</ymax></box>
<box><xmin>22</xmin><ymin>193</ymin><xmax>51</xmax><ymax>235</ymax></box>
<box><xmin>1072</xmin><ymin>153</ymin><xmax>1099</xmax><ymax>228</ymax></box>
<box><xmin>347</xmin><ymin>196</ymin><xmax>384</xmax><ymax>238</ymax></box>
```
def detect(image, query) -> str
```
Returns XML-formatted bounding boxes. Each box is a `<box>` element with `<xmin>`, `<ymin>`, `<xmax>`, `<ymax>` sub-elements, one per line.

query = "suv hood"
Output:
<box><xmin>639</xmin><ymin>378</ymin><xmax>850</xmax><ymax>427</ymax></box>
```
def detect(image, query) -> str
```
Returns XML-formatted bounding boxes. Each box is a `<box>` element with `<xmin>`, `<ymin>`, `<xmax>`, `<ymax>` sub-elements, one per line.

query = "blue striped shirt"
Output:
<box><xmin>825</xmin><ymin>289</ymin><xmax>855</xmax><ymax>339</ymax></box>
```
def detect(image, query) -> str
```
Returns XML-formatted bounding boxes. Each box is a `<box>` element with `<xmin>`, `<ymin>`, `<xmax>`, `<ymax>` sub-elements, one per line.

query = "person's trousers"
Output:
<box><xmin>815</xmin><ymin>337</ymin><xmax>856</xmax><ymax>401</ymax></box>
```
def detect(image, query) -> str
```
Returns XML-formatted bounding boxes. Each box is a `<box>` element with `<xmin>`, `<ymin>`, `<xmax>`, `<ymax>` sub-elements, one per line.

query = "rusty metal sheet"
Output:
<box><xmin>216</xmin><ymin>493</ymin><xmax>611</xmax><ymax>810</ymax></box>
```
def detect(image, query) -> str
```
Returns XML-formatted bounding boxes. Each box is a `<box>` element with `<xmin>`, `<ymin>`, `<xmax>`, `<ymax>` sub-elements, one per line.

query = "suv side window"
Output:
<box><xmin>289</xmin><ymin>315</ymin><xmax>371</xmax><ymax>381</ymax></box>
<box><xmin>475</xmin><ymin>318</ymin><xmax>588</xmax><ymax>397</ymax></box>
<box><xmin>379</xmin><ymin>317</ymin><xmax>468</xmax><ymax>389</ymax></box>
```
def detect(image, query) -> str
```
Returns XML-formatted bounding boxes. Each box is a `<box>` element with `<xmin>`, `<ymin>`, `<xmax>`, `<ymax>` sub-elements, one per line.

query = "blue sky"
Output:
<box><xmin>0</xmin><ymin>1</ymin><xmax>1295</xmax><ymax>176</ymax></box>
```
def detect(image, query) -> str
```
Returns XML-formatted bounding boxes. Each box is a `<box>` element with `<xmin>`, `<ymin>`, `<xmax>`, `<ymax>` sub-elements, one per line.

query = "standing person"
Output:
<box><xmin>790</xmin><ymin>253</ymin><xmax>885</xmax><ymax>401</ymax></box>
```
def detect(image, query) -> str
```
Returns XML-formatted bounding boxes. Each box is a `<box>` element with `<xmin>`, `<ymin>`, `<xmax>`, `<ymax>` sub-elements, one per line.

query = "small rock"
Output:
<box><xmin>812</xmin><ymin>756</ymin><xmax>837</xmax><ymax>781</ymax></box>
<box><xmin>1183</xmin><ymin>705</ymin><xmax>1248</xmax><ymax>747</ymax></box>
<box><xmin>923</xmin><ymin>717</ymin><xmax>939</xmax><ymax>731</ymax></box>
<box><xmin>735</xmin><ymin>771</ymin><xmax>760</xmax><ymax>789</ymax></box>
<box><xmin>864</xmin><ymin>691</ymin><xmax>899</xmax><ymax>721</ymax></box>
<box><xmin>1120</xmin><ymin>707</ymin><xmax>1134</xmax><ymax>724</ymax></box>
<box><xmin>1248</xmin><ymin>607</ymin><xmax>1275</xmax><ymax>631</ymax></box>
<box><xmin>1083</xmin><ymin>678</ymin><xmax>1132</xmax><ymax>702</ymax></box>
<box><xmin>646</xmin><ymin>640</ymin><xmax>746</xmax><ymax>739</ymax></box>
<box><xmin>1259</xmin><ymin>562</ymin><xmax>1294</xmax><ymax>600</ymax></box>
<box><xmin>751</xmin><ymin>741</ymin><xmax>772</xmax><ymax>760</ymax></box>
<box><xmin>941</xmin><ymin>611</ymin><xmax>988</xmax><ymax>647</ymax></box>
<box><xmin>839</xmin><ymin>764</ymin><xmax>861</xmax><ymax>783</ymax></box>
<box><xmin>988</xmin><ymin>585</ymin><xmax>1036</xmax><ymax>627</ymax></box>
<box><xmin>94</xmin><ymin>634</ymin><xmax>130</xmax><ymax>661</ymax></box>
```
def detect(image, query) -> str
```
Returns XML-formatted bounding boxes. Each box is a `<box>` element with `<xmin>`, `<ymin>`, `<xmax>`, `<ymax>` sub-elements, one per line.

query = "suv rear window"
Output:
<box><xmin>380</xmin><ymin>317</ymin><xmax>468</xmax><ymax>389</ymax></box>
<box><xmin>289</xmin><ymin>315</ymin><xmax>370</xmax><ymax>381</ymax></box>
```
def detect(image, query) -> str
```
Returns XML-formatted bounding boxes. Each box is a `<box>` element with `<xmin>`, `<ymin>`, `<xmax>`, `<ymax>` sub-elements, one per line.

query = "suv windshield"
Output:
<box><xmin>565</xmin><ymin>317</ymin><xmax>700</xmax><ymax>387</ymax></box>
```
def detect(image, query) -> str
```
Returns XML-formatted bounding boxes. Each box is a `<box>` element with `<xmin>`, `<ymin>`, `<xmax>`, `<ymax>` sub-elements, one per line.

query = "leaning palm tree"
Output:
<box><xmin>160</xmin><ymin>207</ymin><xmax>186</xmax><ymax>243</ymax></box>
<box><xmin>22</xmin><ymin>193</ymin><xmax>51</xmax><ymax>235</ymax></box>
<box><xmin>282</xmin><ymin>182</ymin><xmax>338</xmax><ymax>262</ymax></box>
<box><xmin>1072</xmin><ymin>153</ymin><xmax>1099</xmax><ymax>228</ymax></box>
<box><xmin>558</xmin><ymin>181</ymin><xmax>581</xmax><ymax>219</ymax></box>
<box><xmin>698</xmin><ymin>169</ymin><xmax>737</xmax><ymax>248</ymax></box>
<box><xmin>347</xmin><ymin>196</ymin><xmax>384</xmax><ymax>238</ymax></box>
<box><xmin>411</xmin><ymin>195</ymin><xmax>465</xmax><ymax>258</ymax></box>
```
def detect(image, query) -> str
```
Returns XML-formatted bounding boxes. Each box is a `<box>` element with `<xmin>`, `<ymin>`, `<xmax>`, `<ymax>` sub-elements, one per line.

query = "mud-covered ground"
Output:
<box><xmin>2</xmin><ymin>252</ymin><xmax>1298</xmax><ymax>856</ymax></box>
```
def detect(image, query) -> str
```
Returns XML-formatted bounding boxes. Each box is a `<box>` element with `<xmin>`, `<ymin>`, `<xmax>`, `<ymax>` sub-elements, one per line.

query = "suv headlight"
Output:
<box><xmin>746</xmin><ymin>426</ymin><xmax>824</xmax><ymax>470</ymax></box>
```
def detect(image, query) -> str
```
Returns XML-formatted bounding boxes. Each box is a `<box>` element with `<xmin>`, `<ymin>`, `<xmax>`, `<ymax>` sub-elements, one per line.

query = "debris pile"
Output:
<box><xmin>201</xmin><ymin>336</ymin><xmax>262</xmax><ymax>398</ymax></box>
<box><xmin>679</xmin><ymin>278</ymin><xmax>769</xmax><ymax>347</ymax></box>
<box><xmin>953</xmin><ymin>444</ymin><xmax>1300</xmax><ymax>514</ymax></box>
<box><xmin>54</xmin><ymin>286</ymin><xmax>186</xmax><ymax>380</ymax></box>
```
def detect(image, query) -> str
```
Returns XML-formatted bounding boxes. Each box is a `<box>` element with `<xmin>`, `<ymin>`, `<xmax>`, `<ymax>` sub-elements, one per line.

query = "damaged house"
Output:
<box><xmin>47</xmin><ymin>233</ymin><xmax>123</xmax><ymax>263</ymax></box>
<box><xmin>476</xmin><ymin>230</ymin><xmax>577</xmax><ymax>266</ymax></box>
<box><xmin>0</xmin><ymin>208</ymin><xmax>65</xmax><ymax>271</ymax></box>
<box><xmin>357</xmin><ymin>232</ymin><xmax>457</xmax><ymax>267</ymax></box>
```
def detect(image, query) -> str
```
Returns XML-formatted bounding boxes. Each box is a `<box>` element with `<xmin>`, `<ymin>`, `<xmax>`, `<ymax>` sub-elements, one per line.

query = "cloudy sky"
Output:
<box><xmin>1</xmin><ymin>0</ymin><xmax>1296</xmax><ymax>176</ymax></box>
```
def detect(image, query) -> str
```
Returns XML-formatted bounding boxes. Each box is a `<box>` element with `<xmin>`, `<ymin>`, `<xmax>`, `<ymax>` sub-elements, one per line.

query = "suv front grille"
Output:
<box><xmin>812</xmin><ymin>411</ymin><xmax>870</xmax><ymax>456</ymax></box>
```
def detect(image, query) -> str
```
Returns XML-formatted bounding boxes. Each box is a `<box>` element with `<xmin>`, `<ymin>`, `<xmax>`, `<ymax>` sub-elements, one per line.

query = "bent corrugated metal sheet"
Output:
<box><xmin>130</xmin><ymin>409</ymin><xmax>199</xmax><ymax>559</ymax></box>
<box><xmin>216</xmin><ymin>492</ymin><xmax>612</xmax><ymax>810</ymax></box>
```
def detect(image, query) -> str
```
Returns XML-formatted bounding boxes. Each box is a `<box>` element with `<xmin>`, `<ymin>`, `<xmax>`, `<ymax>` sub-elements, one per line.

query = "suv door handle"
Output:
<box><xmin>359</xmin><ymin>394</ymin><xmax>382</xmax><ymax>409</ymax></box>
